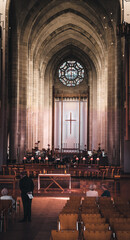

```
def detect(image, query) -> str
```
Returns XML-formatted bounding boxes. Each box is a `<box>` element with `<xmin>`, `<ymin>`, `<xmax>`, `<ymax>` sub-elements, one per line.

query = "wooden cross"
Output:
<box><xmin>65</xmin><ymin>112</ymin><xmax>76</xmax><ymax>134</ymax></box>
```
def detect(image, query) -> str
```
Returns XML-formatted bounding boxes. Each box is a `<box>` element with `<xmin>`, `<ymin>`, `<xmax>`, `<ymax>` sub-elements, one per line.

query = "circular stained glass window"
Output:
<box><xmin>59</xmin><ymin>60</ymin><xmax>84</xmax><ymax>86</ymax></box>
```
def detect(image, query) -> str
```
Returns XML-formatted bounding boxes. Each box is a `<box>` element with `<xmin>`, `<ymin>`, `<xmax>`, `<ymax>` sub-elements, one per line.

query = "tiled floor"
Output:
<box><xmin>1</xmin><ymin>177</ymin><xmax>130</xmax><ymax>240</ymax></box>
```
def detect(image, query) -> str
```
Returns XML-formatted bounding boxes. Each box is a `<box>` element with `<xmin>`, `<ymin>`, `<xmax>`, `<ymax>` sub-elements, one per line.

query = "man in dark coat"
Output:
<box><xmin>19</xmin><ymin>171</ymin><xmax>34</xmax><ymax>222</ymax></box>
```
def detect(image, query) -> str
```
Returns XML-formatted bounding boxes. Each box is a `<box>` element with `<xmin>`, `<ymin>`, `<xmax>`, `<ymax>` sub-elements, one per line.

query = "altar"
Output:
<box><xmin>38</xmin><ymin>173</ymin><xmax>71</xmax><ymax>192</ymax></box>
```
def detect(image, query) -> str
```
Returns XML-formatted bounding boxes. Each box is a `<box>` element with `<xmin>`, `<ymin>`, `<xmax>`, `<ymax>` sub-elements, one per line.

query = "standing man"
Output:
<box><xmin>19</xmin><ymin>171</ymin><xmax>34</xmax><ymax>222</ymax></box>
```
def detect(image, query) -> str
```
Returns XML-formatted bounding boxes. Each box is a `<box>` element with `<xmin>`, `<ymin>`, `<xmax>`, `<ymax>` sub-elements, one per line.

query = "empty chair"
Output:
<box><xmin>82</xmin><ymin>213</ymin><xmax>101</xmax><ymax>219</ymax></box>
<box><xmin>109</xmin><ymin>217</ymin><xmax>130</xmax><ymax>227</ymax></box>
<box><xmin>116</xmin><ymin>231</ymin><xmax>130</xmax><ymax>240</ymax></box>
<box><xmin>83</xmin><ymin>197</ymin><xmax>97</xmax><ymax>203</ymax></box>
<box><xmin>81</xmin><ymin>213</ymin><xmax>105</xmax><ymax>225</ymax></box>
<box><xmin>101</xmin><ymin>211</ymin><xmax>122</xmax><ymax>219</ymax></box>
<box><xmin>81</xmin><ymin>208</ymin><xmax>99</xmax><ymax>214</ymax></box>
<box><xmin>58</xmin><ymin>213</ymin><xmax>78</xmax><ymax>230</ymax></box>
<box><xmin>114</xmin><ymin>197</ymin><xmax>128</xmax><ymax>205</ymax></box>
<box><xmin>61</xmin><ymin>197</ymin><xmax>81</xmax><ymax>214</ymax></box>
<box><xmin>113</xmin><ymin>222</ymin><xmax>130</xmax><ymax>231</ymax></box>
<box><xmin>50</xmin><ymin>230</ymin><xmax>79</xmax><ymax>240</ymax></box>
<box><xmin>83</xmin><ymin>223</ymin><xmax>109</xmax><ymax>231</ymax></box>
<box><xmin>83</xmin><ymin>230</ymin><xmax>112</xmax><ymax>240</ymax></box>
<box><xmin>99</xmin><ymin>197</ymin><xmax>113</xmax><ymax>204</ymax></box>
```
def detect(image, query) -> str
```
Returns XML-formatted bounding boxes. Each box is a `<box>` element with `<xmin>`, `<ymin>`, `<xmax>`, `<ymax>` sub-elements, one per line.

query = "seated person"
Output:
<box><xmin>0</xmin><ymin>188</ymin><xmax>16</xmax><ymax>209</ymax></box>
<box><xmin>101</xmin><ymin>184</ymin><xmax>111</xmax><ymax>197</ymax></box>
<box><xmin>86</xmin><ymin>184</ymin><xmax>98</xmax><ymax>197</ymax></box>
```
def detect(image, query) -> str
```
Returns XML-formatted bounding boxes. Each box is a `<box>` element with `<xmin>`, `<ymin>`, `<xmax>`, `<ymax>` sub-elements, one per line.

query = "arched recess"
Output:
<box><xmin>43</xmin><ymin>45</ymin><xmax>97</xmax><ymax>150</ymax></box>
<box><xmin>7</xmin><ymin>0</ymin><xmax>122</xmax><ymax>165</ymax></box>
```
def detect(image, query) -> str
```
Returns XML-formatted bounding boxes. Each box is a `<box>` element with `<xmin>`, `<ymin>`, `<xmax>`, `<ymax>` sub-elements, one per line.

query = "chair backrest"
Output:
<box><xmin>83</xmin><ymin>230</ymin><xmax>112</xmax><ymax>240</ymax></box>
<box><xmin>84</xmin><ymin>223</ymin><xmax>109</xmax><ymax>231</ymax></box>
<box><xmin>116</xmin><ymin>231</ymin><xmax>130</xmax><ymax>240</ymax></box>
<box><xmin>81</xmin><ymin>208</ymin><xmax>99</xmax><ymax>214</ymax></box>
<box><xmin>82</xmin><ymin>213</ymin><xmax>101</xmax><ymax>219</ymax></box>
<box><xmin>59</xmin><ymin>213</ymin><xmax>78</xmax><ymax>230</ymax></box>
<box><xmin>109</xmin><ymin>217</ymin><xmax>130</xmax><ymax>226</ymax></box>
<box><xmin>0</xmin><ymin>199</ymin><xmax>12</xmax><ymax>211</ymax></box>
<box><xmin>102</xmin><ymin>212</ymin><xmax>121</xmax><ymax>219</ymax></box>
<box><xmin>50</xmin><ymin>230</ymin><xmax>79</xmax><ymax>240</ymax></box>
<box><xmin>113</xmin><ymin>222</ymin><xmax>130</xmax><ymax>231</ymax></box>
<box><xmin>81</xmin><ymin>214</ymin><xmax>105</xmax><ymax>224</ymax></box>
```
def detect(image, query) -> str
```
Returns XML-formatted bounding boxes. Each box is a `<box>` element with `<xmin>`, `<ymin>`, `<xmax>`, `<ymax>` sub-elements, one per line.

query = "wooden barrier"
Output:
<box><xmin>0</xmin><ymin>200</ymin><xmax>12</xmax><ymax>232</ymax></box>
<box><xmin>0</xmin><ymin>175</ymin><xmax>16</xmax><ymax>193</ymax></box>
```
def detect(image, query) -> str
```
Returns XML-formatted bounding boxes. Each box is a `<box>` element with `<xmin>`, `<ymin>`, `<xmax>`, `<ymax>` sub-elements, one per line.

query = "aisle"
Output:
<box><xmin>1</xmin><ymin>197</ymin><xmax>67</xmax><ymax>240</ymax></box>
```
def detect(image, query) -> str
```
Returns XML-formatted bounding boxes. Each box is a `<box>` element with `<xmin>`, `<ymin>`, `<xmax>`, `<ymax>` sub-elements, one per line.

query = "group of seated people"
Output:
<box><xmin>86</xmin><ymin>184</ymin><xmax>111</xmax><ymax>198</ymax></box>
<box><xmin>0</xmin><ymin>183</ymin><xmax>110</xmax><ymax>205</ymax></box>
<box><xmin>22</xmin><ymin>149</ymin><xmax>108</xmax><ymax>166</ymax></box>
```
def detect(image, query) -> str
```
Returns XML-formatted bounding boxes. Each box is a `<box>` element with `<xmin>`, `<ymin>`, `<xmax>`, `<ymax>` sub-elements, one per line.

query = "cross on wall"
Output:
<box><xmin>65</xmin><ymin>112</ymin><xmax>76</xmax><ymax>134</ymax></box>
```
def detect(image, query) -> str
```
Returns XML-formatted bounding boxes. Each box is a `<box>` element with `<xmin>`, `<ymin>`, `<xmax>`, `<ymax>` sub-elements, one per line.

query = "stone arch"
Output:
<box><xmin>7</xmin><ymin>0</ymin><xmax>122</xmax><ymax>164</ymax></box>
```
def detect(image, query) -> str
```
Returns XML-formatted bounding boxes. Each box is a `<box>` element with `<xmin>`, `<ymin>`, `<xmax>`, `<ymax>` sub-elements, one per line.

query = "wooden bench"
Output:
<box><xmin>0</xmin><ymin>175</ymin><xmax>16</xmax><ymax>193</ymax></box>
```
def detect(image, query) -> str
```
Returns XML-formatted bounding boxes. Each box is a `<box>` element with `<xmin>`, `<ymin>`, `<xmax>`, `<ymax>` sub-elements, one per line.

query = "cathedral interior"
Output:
<box><xmin>0</xmin><ymin>0</ymin><xmax>130</xmax><ymax>239</ymax></box>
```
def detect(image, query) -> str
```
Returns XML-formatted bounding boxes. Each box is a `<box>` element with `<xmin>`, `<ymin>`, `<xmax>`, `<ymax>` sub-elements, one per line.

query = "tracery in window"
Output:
<box><xmin>59</xmin><ymin>60</ymin><xmax>84</xmax><ymax>87</ymax></box>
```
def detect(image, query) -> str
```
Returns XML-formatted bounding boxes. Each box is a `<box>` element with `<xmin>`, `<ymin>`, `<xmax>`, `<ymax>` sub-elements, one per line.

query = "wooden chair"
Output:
<box><xmin>101</xmin><ymin>211</ymin><xmax>121</xmax><ymax>219</ymax></box>
<box><xmin>81</xmin><ymin>214</ymin><xmax>105</xmax><ymax>225</ymax></box>
<box><xmin>83</xmin><ymin>197</ymin><xmax>97</xmax><ymax>203</ymax></box>
<box><xmin>58</xmin><ymin>213</ymin><xmax>78</xmax><ymax>230</ymax></box>
<box><xmin>99</xmin><ymin>197</ymin><xmax>113</xmax><ymax>204</ymax></box>
<box><xmin>116</xmin><ymin>231</ymin><xmax>130</xmax><ymax>240</ymax></box>
<box><xmin>81</xmin><ymin>213</ymin><xmax>101</xmax><ymax>219</ymax></box>
<box><xmin>50</xmin><ymin>230</ymin><xmax>79</xmax><ymax>240</ymax></box>
<box><xmin>81</xmin><ymin>208</ymin><xmax>99</xmax><ymax>214</ymax></box>
<box><xmin>109</xmin><ymin>217</ymin><xmax>130</xmax><ymax>226</ymax></box>
<box><xmin>63</xmin><ymin>196</ymin><xmax>81</xmax><ymax>212</ymax></box>
<box><xmin>83</xmin><ymin>230</ymin><xmax>112</xmax><ymax>240</ymax></box>
<box><xmin>113</xmin><ymin>222</ymin><xmax>130</xmax><ymax>231</ymax></box>
<box><xmin>83</xmin><ymin>223</ymin><xmax>109</xmax><ymax>231</ymax></box>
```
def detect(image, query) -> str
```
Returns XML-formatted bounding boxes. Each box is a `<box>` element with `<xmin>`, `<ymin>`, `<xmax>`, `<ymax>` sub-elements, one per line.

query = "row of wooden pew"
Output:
<box><xmin>1</xmin><ymin>164</ymin><xmax>121</xmax><ymax>179</ymax></box>
<box><xmin>50</xmin><ymin>196</ymin><xmax>130</xmax><ymax>240</ymax></box>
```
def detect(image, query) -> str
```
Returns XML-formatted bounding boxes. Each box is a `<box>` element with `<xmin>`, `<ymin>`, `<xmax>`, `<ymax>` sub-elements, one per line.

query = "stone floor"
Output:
<box><xmin>1</xmin><ymin>197</ymin><xmax>67</xmax><ymax>240</ymax></box>
<box><xmin>0</xmin><ymin>177</ymin><xmax>130</xmax><ymax>240</ymax></box>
